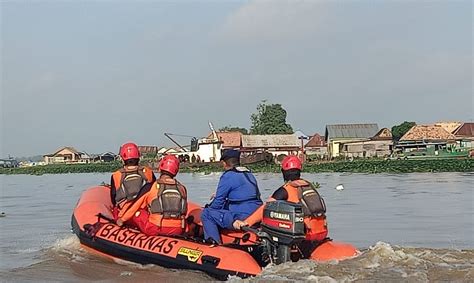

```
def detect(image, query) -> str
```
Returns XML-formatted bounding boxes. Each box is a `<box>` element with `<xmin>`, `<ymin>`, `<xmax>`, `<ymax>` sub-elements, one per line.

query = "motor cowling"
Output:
<box><xmin>260</xmin><ymin>201</ymin><xmax>306</xmax><ymax>263</ymax></box>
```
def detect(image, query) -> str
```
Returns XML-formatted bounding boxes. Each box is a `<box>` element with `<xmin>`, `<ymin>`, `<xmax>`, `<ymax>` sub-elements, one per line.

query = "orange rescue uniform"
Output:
<box><xmin>110</xmin><ymin>165</ymin><xmax>155</xmax><ymax>221</ymax></box>
<box><xmin>118</xmin><ymin>175</ymin><xmax>187</xmax><ymax>236</ymax></box>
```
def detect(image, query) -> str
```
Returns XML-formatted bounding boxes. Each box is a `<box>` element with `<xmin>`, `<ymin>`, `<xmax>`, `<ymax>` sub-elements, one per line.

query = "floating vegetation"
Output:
<box><xmin>0</xmin><ymin>162</ymin><xmax>122</xmax><ymax>175</ymax></box>
<box><xmin>0</xmin><ymin>159</ymin><xmax>472</xmax><ymax>175</ymax></box>
<box><xmin>180</xmin><ymin>159</ymin><xmax>474</xmax><ymax>174</ymax></box>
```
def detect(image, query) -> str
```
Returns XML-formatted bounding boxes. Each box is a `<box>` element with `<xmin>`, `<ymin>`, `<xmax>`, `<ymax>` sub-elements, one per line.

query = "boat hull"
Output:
<box><xmin>71</xmin><ymin>186</ymin><xmax>261</xmax><ymax>280</ymax></box>
<box><xmin>72</xmin><ymin>186</ymin><xmax>358</xmax><ymax>280</ymax></box>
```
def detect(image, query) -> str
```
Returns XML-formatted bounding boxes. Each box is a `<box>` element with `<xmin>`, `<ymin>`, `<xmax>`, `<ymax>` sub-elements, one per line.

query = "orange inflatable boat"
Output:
<box><xmin>72</xmin><ymin>186</ymin><xmax>358</xmax><ymax>280</ymax></box>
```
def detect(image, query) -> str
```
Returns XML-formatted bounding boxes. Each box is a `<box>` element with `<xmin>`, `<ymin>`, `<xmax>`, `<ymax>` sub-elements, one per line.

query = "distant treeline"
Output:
<box><xmin>1</xmin><ymin>159</ymin><xmax>472</xmax><ymax>175</ymax></box>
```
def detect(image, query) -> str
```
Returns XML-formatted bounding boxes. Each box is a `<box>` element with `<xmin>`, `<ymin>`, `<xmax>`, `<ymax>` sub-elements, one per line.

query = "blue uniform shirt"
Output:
<box><xmin>209</xmin><ymin>167</ymin><xmax>262</xmax><ymax>219</ymax></box>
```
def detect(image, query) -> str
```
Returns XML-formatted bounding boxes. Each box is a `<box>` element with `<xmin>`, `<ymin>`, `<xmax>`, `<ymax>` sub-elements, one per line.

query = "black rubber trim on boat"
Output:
<box><xmin>201</xmin><ymin>255</ymin><xmax>220</xmax><ymax>267</ymax></box>
<box><xmin>71</xmin><ymin>215</ymin><xmax>253</xmax><ymax>281</ymax></box>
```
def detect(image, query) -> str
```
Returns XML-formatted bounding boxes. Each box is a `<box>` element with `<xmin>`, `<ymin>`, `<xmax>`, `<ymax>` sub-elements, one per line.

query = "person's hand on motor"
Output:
<box><xmin>233</xmin><ymin>220</ymin><xmax>248</xmax><ymax>230</ymax></box>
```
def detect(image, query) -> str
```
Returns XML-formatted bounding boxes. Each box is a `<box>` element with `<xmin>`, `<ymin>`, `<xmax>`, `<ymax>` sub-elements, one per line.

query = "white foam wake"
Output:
<box><xmin>49</xmin><ymin>235</ymin><xmax>87</xmax><ymax>262</ymax></box>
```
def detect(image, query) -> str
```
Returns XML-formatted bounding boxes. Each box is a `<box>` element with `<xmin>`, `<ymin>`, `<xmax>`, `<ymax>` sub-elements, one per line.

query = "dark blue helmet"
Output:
<box><xmin>220</xmin><ymin>149</ymin><xmax>240</xmax><ymax>161</ymax></box>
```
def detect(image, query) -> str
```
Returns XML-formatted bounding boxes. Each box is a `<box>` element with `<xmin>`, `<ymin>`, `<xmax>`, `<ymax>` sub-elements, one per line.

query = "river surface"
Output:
<box><xmin>0</xmin><ymin>172</ymin><xmax>473</xmax><ymax>282</ymax></box>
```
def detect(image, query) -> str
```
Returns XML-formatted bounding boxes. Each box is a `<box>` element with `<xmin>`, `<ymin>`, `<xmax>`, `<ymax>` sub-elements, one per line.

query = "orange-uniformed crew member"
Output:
<box><xmin>116</xmin><ymin>155</ymin><xmax>187</xmax><ymax>236</ymax></box>
<box><xmin>110</xmin><ymin>142</ymin><xmax>156</xmax><ymax>224</ymax></box>
<box><xmin>235</xmin><ymin>155</ymin><xmax>328</xmax><ymax>242</ymax></box>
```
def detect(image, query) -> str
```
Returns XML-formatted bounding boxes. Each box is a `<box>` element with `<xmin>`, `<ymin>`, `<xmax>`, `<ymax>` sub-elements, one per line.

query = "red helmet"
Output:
<box><xmin>159</xmin><ymin>155</ymin><xmax>180</xmax><ymax>176</ymax></box>
<box><xmin>119</xmin><ymin>142</ymin><xmax>140</xmax><ymax>161</ymax></box>
<box><xmin>281</xmin><ymin>155</ymin><xmax>302</xmax><ymax>171</ymax></box>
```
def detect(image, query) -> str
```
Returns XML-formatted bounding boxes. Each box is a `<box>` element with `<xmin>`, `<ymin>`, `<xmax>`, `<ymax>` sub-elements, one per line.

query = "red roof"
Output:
<box><xmin>208</xmin><ymin>132</ymin><xmax>242</xmax><ymax>148</ymax></box>
<box><xmin>305</xmin><ymin>134</ymin><xmax>326</xmax><ymax>148</ymax></box>
<box><xmin>138</xmin><ymin>146</ymin><xmax>158</xmax><ymax>154</ymax></box>
<box><xmin>454</xmin><ymin>123</ymin><xmax>474</xmax><ymax>137</ymax></box>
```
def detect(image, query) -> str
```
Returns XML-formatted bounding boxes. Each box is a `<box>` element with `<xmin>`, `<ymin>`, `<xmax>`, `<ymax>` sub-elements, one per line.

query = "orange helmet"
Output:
<box><xmin>119</xmin><ymin>142</ymin><xmax>140</xmax><ymax>161</ymax></box>
<box><xmin>281</xmin><ymin>155</ymin><xmax>302</xmax><ymax>171</ymax></box>
<box><xmin>159</xmin><ymin>155</ymin><xmax>180</xmax><ymax>176</ymax></box>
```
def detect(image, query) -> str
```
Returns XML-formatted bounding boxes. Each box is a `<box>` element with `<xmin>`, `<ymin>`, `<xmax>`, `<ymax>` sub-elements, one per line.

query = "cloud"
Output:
<box><xmin>218</xmin><ymin>0</ymin><xmax>323</xmax><ymax>43</ymax></box>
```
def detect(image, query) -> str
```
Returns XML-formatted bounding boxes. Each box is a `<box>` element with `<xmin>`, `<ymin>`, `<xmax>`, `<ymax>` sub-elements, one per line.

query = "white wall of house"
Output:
<box><xmin>457</xmin><ymin>140</ymin><xmax>472</xmax><ymax>148</ymax></box>
<box><xmin>329</xmin><ymin>138</ymin><xmax>369</xmax><ymax>158</ymax></box>
<box><xmin>306</xmin><ymin>147</ymin><xmax>328</xmax><ymax>156</ymax></box>
<box><xmin>44</xmin><ymin>156</ymin><xmax>67</xmax><ymax>164</ymax></box>
<box><xmin>196</xmin><ymin>143</ymin><xmax>222</xmax><ymax>162</ymax></box>
<box><xmin>267</xmin><ymin>150</ymin><xmax>300</xmax><ymax>157</ymax></box>
<box><xmin>341</xmin><ymin>140</ymin><xmax>393</xmax><ymax>158</ymax></box>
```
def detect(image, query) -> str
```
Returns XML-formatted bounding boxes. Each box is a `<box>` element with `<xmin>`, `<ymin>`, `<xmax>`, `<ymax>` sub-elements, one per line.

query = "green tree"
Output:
<box><xmin>392</xmin><ymin>121</ymin><xmax>416</xmax><ymax>141</ymax></box>
<box><xmin>250</xmin><ymin>101</ymin><xmax>293</xmax><ymax>134</ymax></box>
<box><xmin>218</xmin><ymin>126</ymin><xmax>248</xmax><ymax>135</ymax></box>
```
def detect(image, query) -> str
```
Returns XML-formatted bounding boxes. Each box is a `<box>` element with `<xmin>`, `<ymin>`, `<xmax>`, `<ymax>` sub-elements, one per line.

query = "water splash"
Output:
<box><xmin>50</xmin><ymin>235</ymin><xmax>82</xmax><ymax>255</ymax></box>
<box><xmin>360</xmin><ymin>241</ymin><xmax>424</xmax><ymax>268</ymax></box>
<box><xmin>48</xmin><ymin>235</ymin><xmax>88</xmax><ymax>264</ymax></box>
<box><xmin>228</xmin><ymin>242</ymin><xmax>474</xmax><ymax>282</ymax></box>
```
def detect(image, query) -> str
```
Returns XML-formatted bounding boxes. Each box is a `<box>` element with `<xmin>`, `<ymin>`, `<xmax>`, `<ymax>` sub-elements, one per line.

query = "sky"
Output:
<box><xmin>1</xmin><ymin>0</ymin><xmax>472</xmax><ymax>157</ymax></box>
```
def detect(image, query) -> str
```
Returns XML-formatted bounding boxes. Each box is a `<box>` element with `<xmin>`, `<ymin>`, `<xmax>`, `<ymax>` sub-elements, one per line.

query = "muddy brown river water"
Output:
<box><xmin>1</xmin><ymin>172</ymin><xmax>473</xmax><ymax>282</ymax></box>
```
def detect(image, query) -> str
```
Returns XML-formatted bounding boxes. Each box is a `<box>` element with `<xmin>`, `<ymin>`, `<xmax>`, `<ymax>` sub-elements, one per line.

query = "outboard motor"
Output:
<box><xmin>260</xmin><ymin>201</ymin><xmax>306</xmax><ymax>264</ymax></box>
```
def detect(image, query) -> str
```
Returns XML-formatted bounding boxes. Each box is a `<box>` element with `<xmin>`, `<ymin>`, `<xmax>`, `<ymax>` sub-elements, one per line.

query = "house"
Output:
<box><xmin>158</xmin><ymin>147</ymin><xmax>186</xmax><ymax>155</ymax></box>
<box><xmin>93</xmin><ymin>152</ymin><xmax>117</xmax><ymax>163</ymax></box>
<box><xmin>43</xmin><ymin>147</ymin><xmax>90</xmax><ymax>164</ymax></box>
<box><xmin>138</xmin><ymin>146</ymin><xmax>159</xmax><ymax>156</ymax></box>
<box><xmin>159</xmin><ymin>141</ymin><xmax>223</xmax><ymax>163</ymax></box>
<box><xmin>0</xmin><ymin>159</ymin><xmax>19</xmax><ymax>168</ymax></box>
<box><xmin>241</xmin><ymin>134</ymin><xmax>301</xmax><ymax>159</ymax></box>
<box><xmin>304</xmin><ymin>133</ymin><xmax>327</xmax><ymax>158</ymax></box>
<box><xmin>338</xmin><ymin>128</ymin><xmax>393</xmax><ymax>158</ymax></box>
<box><xmin>157</xmin><ymin>147</ymin><xmax>192</xmax><ymax>163</ymax></box>
<box><xmin>453</xmin><ymin>122</ymin><xmax>474</xmax><ymax>148</ymax></box>
<box><xmin>196</xmin><ymin>139</ymin><xmax>222</xmax><ymax>162</ymax></box>
<box><xmin>207</xmin><ymin>131</ymin><xmax>242</xmax><ymax>149</ymax></box>
<box><xmin>157</xmin><ymin>147</ymin><xmax>170</xmax><ymax>155</ymax></box>
<box><xmin>19</xmin><ymin>161</ymin><xmax>46</xmax><ymax>167</ymax></box>
<box><xmin>325</xmin><ymin>124</ymin><xmax>379</xmax><ymax>158</ymax></box>
<box><xmin>395</xmin><ymin>125</ymin><xmax>458</xmax><ymax>158</ymax></box>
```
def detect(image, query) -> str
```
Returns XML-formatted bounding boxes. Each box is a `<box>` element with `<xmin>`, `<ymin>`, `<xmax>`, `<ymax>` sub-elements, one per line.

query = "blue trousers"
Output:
<box><xmin>201</xmin><ymin>208</ymin><xmax>246</xmax><ymax>244</ymax></box>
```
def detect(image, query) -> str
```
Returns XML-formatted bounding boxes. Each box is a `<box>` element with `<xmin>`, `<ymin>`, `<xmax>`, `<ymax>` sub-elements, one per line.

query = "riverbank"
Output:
<box><xmin>1</xmin><ymin>159</ymin><xmax>472</xmax><ymax>175</ymax></box>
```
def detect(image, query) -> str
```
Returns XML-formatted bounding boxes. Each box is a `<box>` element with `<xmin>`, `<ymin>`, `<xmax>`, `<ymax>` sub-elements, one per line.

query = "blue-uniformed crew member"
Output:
<box><xmin>201</xmin><ymin>149</ymin><xmax>263</xmax><ymax>244</ymax></box>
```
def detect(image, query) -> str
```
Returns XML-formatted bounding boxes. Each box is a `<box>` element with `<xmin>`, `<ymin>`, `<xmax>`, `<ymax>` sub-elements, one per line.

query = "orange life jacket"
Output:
<box><xmin>117</xmin><ymin>177</ymin><xmax>187</xmax><ymax>229</ymax></box>
<box><xmin>148</xmin><ymin>178</ymin><xmax>187</xmax><ymax>228</ymax></box>
<box><xmin>112</xmin><ymin>166</ymin><xmax>154</xmax><ymax>208</ymax></box>
<box><xmin>282</xmin><ymin>179</ymin><xmax>328</xmax><ymax>241</ymax></box>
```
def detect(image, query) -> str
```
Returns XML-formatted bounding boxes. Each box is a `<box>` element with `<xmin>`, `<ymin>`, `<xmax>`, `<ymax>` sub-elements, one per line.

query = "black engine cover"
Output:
<box><xmin>261</xmin><ymin>201</ymin><xmax>305</xmax><ymax>245</ymax></box>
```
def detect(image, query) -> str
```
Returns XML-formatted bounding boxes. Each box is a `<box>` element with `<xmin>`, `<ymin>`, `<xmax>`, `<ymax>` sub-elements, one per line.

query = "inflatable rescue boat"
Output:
<box><xmin>72</xmin><ymin>186</ymin><xmax>358</xmax><ymax>280</ymax></box>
